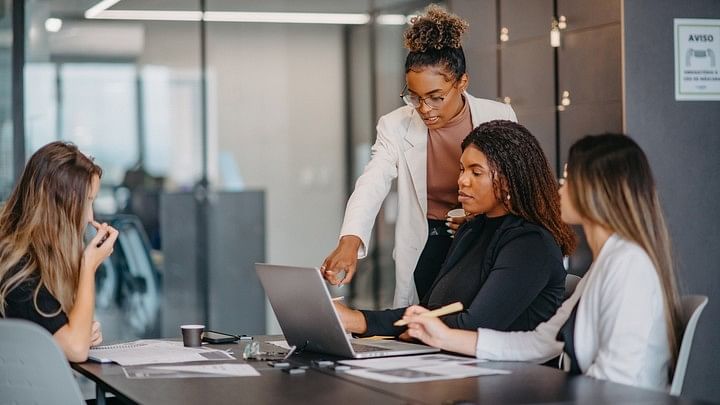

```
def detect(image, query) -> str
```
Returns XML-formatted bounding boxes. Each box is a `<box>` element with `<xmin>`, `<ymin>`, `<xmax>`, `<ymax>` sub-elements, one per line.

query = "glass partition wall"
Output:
<box><xmin>18</xmin><ymin>0</ymin><xmax>435</xmax><ymax>338</ymax></box>
<box><xmin>1</xmin><ymin>0</ymin><xmax>14</xmax><ymax>198</ymax></box>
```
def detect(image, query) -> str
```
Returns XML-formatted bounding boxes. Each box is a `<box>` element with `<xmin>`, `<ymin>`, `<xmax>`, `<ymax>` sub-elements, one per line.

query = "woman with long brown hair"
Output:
<box><xmin>0</xmin><ymin>141</ymin><xmax>118</xmax><ymax>362</ymax></box>
<box><xmin>403</xmin><ymin>134</ymin><xmax>681</xmax><ymax>390</ymax></box>
<box><xmin>335</xmin><ymin>120</ymin><xmax>575</xmax><ymax>337</ymax></box>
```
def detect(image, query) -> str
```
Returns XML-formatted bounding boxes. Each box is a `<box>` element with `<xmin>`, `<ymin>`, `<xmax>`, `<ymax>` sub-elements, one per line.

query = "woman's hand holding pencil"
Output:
<box><xmin>399</xmin><ymin>302</ymin><xmax>477</xmax><ymax>356</ymax></box>
<box><xmin>394</xmin><ymin>302</ymin><xmax>463</xmax><ymax>326</ymax></box>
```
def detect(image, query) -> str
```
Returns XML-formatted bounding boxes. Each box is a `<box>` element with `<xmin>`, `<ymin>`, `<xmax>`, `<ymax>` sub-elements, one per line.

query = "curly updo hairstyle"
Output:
<box><xmin>461</xmin><ymin>120</ymin><xmax>576</xmax><ymax>256</ymax></box>
<box><xmin>403</xmin><ymin>4</ymin><xmax>469</xmax><ymax>81</ymax></box>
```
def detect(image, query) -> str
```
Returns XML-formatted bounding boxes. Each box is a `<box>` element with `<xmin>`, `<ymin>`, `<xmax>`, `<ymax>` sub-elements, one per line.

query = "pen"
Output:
<box><xmin>282</xmin><ymin>345</ymin><xmax>297</xmax><ymax>361</ymax></box>
<box><xmin>96</xmin><ymin>232</ymin><xmax>109</xmax><ymax>248</ymax></box>
<box><xmin>393</xmin><ymin>301</ymin><xmax>464</xmax><ymax>326</ymax></box>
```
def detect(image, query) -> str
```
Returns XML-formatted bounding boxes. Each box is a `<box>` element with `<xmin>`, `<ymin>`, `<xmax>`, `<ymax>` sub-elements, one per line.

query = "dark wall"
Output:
<box><xmin>624</xmin><ymin>1</ymin><xmax>720</xmax><ymax>402</ymax></box>
<box><xmin>450</xmin><ymin>0</ymin><xmax>498</xmax><ymax>99</ymax></box>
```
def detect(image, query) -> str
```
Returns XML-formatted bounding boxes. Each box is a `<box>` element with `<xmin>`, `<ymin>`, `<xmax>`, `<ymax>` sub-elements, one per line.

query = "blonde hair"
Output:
<box><xmin>0</xmin><ymin>141</ymin><xmax>102</xmax><ymax>317</ymax></box>
<box><xmin>567</xmin><ymin>134</ymin><xmax>682</xmax><ymax>375</ymax></box>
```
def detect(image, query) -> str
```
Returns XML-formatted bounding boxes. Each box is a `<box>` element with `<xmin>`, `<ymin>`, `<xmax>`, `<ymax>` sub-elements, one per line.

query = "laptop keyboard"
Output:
<box><xmin>351</xmin><ymin>342</ymin><xmax>392</xmax><ymax>353</ymax></box>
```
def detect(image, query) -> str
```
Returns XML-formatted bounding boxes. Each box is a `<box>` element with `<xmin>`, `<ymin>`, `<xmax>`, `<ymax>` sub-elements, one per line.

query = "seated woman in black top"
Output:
<box><xmin>335</xmin><ymin>120</ymin><xmax>576</xmax><ymax>336</ymax></box>
<box><xmin>0</xmin><ymin>142</ymin><xmax>119</xmax><ymax>362</ymax></box>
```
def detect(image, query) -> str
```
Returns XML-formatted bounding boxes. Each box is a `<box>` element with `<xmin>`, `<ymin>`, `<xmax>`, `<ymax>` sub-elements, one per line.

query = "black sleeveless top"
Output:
<box><xmin>1</xmin><ymin>262</ymin><xmax>69</xmax><ymax>334</ymax></box>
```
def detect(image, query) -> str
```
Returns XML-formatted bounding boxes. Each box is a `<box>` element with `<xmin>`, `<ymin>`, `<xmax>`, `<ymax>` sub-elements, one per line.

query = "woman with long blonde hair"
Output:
<box><xmin>0</xmin><ymin>141</ymin><xmax>118</xmax><ymax>362</ymax></box>
<box><xmin>402</xmin><ymin>134</ymin><xmax>682</xmax><ymax>390</ymax></box>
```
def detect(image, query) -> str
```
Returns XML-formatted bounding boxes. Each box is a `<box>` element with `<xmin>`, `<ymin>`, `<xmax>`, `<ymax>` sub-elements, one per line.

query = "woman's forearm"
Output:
<box><xmin>69</xmin><ymin>265</ymin><xmax>95</xmax><ymax>333</ymax></box>
<box><xmin>345</xmin><ymin>309</ymin><xmax>368</xmax><ymax>334</ymax></box>
<box><xmin>55</xmin><ymin>265</ymin><xmax>95</xmax><ymax>361</ymax></box>
<box><xmin>442</xmin><ymin>329</ymin><xmax>479</xmax><ymax>357</ymax></box>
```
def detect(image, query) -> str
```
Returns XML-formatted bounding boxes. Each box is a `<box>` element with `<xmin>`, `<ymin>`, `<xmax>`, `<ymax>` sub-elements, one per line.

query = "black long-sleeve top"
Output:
<box><xmin>360</xmin><ymin>214</ymin><xmax>566</xmax><ymax>336</ymax></box>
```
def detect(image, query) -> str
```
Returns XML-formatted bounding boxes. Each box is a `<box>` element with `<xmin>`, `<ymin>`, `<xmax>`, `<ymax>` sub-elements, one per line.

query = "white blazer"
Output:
<box><xmin>475</xmin><ymin>234</ymin><xmax>671</xmax><ymax>391</ymax></box>
<box><xmin>339</xmin><ymin>93</ymin><xmax>517</xmax><ymax>307</ymax></box>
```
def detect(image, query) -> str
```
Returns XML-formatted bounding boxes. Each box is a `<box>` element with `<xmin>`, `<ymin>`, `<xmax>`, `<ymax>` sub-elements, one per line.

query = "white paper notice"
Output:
<box><xmin>675</xmin><ymin>18</ymin><xmax>720</xmax><ymax>100</ymax></box>
<box><xmin>89</xmin><ymin>340</ymin><xmax>235</xmax><ymax>366</ymax></box>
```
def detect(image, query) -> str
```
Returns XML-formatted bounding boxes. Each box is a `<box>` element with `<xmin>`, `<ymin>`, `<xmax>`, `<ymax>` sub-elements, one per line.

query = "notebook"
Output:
<box><xmin>89</xmin><ymin>342</ymin><xmax>146</xmax><ymax>363</ymax></box>
<box><xmin>255</xmin><ymin>264</ymin><xmax>438</xmax><ymax>359</ymax></box>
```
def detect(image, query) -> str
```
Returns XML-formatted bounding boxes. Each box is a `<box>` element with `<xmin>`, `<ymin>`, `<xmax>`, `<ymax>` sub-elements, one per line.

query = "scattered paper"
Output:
<box><xmin>123</xmin><ymin>364</ymin><xmax>259</xmax><ymax>379</ymax></box>
<box><xmin>89</xmin><ymin>340</ymin><xmax>235</xmax><ymax>366</ymax></box>
<box><xmin>346</xmin><ymin>363</ymin><xmax>509</xmax><ymax>383</ymax></box>
<box><xmin>267</xmin><ymin>340</ymin><xmax>292</xmax><ymax>350</ymax></box>
<box><xmin>339</xmin><ymin>353</ymin><xmax>507</xmax><ymax>383</ymax></box>
<box><xmin>339</xmin><ymin>353</ymin><xmax>484</xmax><ymax>370</ymax></box>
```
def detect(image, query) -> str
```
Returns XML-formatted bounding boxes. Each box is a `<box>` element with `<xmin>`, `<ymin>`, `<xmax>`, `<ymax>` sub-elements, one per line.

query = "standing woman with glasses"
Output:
<box><xmin>322</xmin><ymin>5</ymin><xmax>516</xmax><ymax>306</ymax></box>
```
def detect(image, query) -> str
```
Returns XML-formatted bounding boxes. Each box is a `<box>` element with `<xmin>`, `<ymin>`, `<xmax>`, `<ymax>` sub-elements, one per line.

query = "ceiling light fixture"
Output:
<box><xmin>204</xmin><ymin>11</ymin><xmax>370</xmax><ymax>25</ymax></box>
<box><xmin>91</xmin><ymin>10</ymin><xmax>203</xmax><ymax>21</ymax></box>
<box><xmin>375</xmin><ymin>14</ymin><xmax>407</xmax><ymax>25</ymax></box>
<box><xmin>85</xmin><ymin>0</ymin><xmax>123</xmax><ymax>19</ymax></box>
<box><xmin>84</xmin><ymin>1</ymin><xmax>410</xmax><ymax>25</ymax></box>
<box><xmin>45</xmin><ymin>17</ymin><xmax>63</xmax><ymax>33</ymax></box>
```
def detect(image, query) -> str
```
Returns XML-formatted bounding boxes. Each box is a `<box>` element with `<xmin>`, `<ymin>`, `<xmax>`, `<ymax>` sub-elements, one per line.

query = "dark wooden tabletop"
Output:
<box><xmin>73</xmin><ymin>336</ymin><xmax>710</xmax><ymax>405</ymax></box>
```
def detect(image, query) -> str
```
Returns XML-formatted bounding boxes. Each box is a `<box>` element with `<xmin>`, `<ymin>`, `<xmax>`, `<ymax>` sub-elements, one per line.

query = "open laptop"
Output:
<box><xmin>255</xmin><ymin>264</ymin><xmax>439</xmax><ymax>359</ymax></box>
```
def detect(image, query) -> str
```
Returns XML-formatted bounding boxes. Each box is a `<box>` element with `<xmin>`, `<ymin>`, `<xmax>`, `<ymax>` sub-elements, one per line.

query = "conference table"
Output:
<box><xmin>72</xmin><ymin>336</ymin><xmax>708</xmax><ymax>405</ymax></box>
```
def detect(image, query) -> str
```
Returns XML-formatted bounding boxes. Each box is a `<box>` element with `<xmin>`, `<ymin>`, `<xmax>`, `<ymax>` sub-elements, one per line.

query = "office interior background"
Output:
<box><xmin>0</xmin><ymin>0</ymin><xmax>718</xmax><ymax>402</ymax></box>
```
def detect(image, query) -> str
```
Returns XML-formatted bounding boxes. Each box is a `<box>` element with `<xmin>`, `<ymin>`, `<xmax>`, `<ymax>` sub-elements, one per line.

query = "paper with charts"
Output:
<box><xmin>340</xmin><ymin>353</ymin><xmax>510</xmax><ymax>383</ymax></box>
<box><xmin>123</xmin><ymin>364</ymin><xmax>259</xmax><ymax>379</ymax></box>
<box><xmin>89</xmin><ymin>340</ymin><xmax>235</xmax><ymax>366</ymax></box>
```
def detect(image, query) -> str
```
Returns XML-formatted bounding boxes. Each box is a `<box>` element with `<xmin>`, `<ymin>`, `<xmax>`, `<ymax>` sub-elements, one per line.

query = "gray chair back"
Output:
<box><xmin>670</xmin><ymin>295</ymin><xmax>709</xmax><ymax>396</ymax></box>
<box><xmin>0</xmin><ymin>318</ymin><xmax>84</xmax><ymax>404</ymax></box>
<box><xmin>564</xmin><ymin>274</ymin><xmax>582</xmax><ymax>300</ymax></box>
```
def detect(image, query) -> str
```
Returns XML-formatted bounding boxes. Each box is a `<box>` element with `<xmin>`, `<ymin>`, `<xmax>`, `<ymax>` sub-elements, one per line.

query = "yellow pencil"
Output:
<box><xmin>393</xmin><ymin>301</ymin><xmax>464</xmax><ymax>326</ymax></box>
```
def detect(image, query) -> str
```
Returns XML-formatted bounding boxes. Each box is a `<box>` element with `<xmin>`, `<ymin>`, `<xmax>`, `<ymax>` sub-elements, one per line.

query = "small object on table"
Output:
<box><xmin>283</xmin><ymin>367</ymin><xmax>306</xmax><ymax>375</ymax></box>
<box><xmin>180</xmin><ymin>324</ymin><xmax>205</xmax><ymax>347</ymax></box>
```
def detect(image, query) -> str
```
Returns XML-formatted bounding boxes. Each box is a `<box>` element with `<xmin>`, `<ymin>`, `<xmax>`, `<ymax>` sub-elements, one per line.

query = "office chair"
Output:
<box><xmin>564</xmin><ymin>274</ymin><xmax>582</xmax><ymax>300</ymax></box>
<box><xmin>670</xmin><ymin>295</ymin><xmax>709</xmax><ymax>396</ymax></box>
<box><xmin>0</xmin><ymin>319</ymin><xmax>84</xmax><ymax>404</ymax></box>
<box><xmin>93</xmin><ymin>214</ymin><xmax>162</xmax><ymax>339</ymax></box>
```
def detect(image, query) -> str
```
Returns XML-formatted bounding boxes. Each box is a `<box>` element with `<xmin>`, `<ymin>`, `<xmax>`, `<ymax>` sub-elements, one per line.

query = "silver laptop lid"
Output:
<box><xmin>255</xmin><ymin>264</ymin><xmax>355</xmax><ymax>357</ymax></box>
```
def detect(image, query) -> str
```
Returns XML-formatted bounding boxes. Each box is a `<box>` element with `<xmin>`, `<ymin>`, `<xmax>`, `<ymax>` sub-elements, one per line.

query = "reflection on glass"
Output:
<box><xmin>20</xmin><ymin>0</ymin><xmax>438</xmax><ymax>335</ymax></box>
<box><xmin>24</xmin><ymin>0</ymin><xmax>203</xmax><ymax>340</ymax></box>
<box><xmin>61</xmin><ymin>63</ymin><xmax>139</xmax><ymax>184</ymax></box>
<box><xmin>0</xmin><ymin>1</ymin><xmax>13</xmax><ymax>200</ymax></box>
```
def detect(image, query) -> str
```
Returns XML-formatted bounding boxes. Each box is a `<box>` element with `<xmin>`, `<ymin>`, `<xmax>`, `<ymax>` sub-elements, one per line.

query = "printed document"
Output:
<box><xmin>123</xmin><ymin>364</ymin><xmax>259</xmax><ymax>379</ymax></box>
<box><xmin>89</xmin><ymin>340</ymin><xmax>235</xmax><ymax>366</ymax></box>
<box><xmin>339</xmin><ymin>353</ymin><xmax>483</xmax><ymax>369</ymax></box>
<box><xmin>340</xmin><ymin>353</ymin><xmax>510</xmax><ymax>383</ymax></box>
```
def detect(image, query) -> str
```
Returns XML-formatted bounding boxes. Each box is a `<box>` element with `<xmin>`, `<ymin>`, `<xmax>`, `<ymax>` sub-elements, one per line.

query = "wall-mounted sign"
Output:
<box><xmin>675</xmin><ymin>18</ymin><xmax>720</xmax><ymax>101</ymax></box>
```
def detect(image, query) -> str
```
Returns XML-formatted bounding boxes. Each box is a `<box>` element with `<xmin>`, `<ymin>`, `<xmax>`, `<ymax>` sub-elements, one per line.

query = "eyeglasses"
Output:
<box><xmin>400</xmin><ymin>81</ymin><xmax>458</xmax><ymax>109</ymax></box>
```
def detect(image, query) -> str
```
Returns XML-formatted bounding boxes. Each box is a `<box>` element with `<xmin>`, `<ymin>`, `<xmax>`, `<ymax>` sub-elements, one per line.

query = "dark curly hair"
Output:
<box><xmin>461</xmin><ymin>120</ymin><xmax>576</xmax><ymax>255</ymax></box>
<box><xmin>403</xmin><ymin>4</ymin><xmax>468</xmax><ymax>81</ymax></box>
